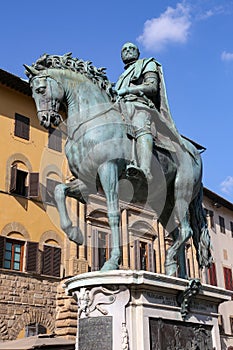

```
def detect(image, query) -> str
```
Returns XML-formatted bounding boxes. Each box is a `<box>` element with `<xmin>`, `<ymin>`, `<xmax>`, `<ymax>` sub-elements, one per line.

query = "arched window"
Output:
<box><xmin>25</xmin><ymin>323</ymin><xmax>47</xmax><ymax>337</ymax></box>
<box><xmin>129</xmin><ymin>220</ymin><xmax>156</xmax><ymax>272</ymax></box>
<box><xmin>40</xmin><ymin>170</ymin><xmax>61</xmax><ymax>206</ymax></box>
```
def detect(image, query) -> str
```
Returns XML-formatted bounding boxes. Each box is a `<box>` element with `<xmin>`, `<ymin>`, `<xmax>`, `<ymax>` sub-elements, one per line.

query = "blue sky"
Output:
<box><xmin>1</xmin><ymin>0</ymin><xmax>233</xmax><ymax>202</ymax></box>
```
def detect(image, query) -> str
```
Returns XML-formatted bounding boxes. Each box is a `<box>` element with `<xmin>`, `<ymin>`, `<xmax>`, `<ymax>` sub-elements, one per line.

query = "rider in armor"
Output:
<box><xmin>116</xmin><ymin>42</ymin><xmax>156</xmax><ymax>181</ymax></box>
<box><xmin>115</xmin><ymin>42</ymin><xmax>187</xmax><ymax>182</ymax></box>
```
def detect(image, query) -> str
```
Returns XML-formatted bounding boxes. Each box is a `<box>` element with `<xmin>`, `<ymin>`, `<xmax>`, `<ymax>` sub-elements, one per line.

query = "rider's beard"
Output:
<box><xmin>122</xmin><ymin>52</ymin><xmax>139</xmax><ymax>68</ymax></box>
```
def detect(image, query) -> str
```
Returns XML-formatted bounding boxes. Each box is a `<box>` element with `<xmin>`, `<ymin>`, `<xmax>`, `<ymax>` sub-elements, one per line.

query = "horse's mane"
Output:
<box><xmin>30</xmin><ymin>52</ymin><xmax>115</xmax><ymax>100</ymax></box>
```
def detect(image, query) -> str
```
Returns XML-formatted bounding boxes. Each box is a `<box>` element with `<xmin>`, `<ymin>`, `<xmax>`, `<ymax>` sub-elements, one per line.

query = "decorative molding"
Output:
<box><xmin>129</xmin><ymin>219</ymin><xmax>157</xmax><ymax>239</ymax></box>
<box><xmin>122</xmin><ymin>322</ymin><xmax>129</xmax><ymax>350</ymax></box>
<box><xmin>75</xmin><ymin>286</ymin><xmax>121</xmax><ymax>318</ymax></box>
<box><xmin>1</xmin><ymin>222</ymin><xmax>30</xmax><ymax>240</ymax></box>
<box><xmin>39</xmin><ymin>230</ymin><xmax>63</xmax><ymax>250</ymax></box>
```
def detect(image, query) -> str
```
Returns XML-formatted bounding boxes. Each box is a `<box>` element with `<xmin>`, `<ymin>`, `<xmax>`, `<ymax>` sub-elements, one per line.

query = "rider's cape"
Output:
<box><xmin>116</xmin><ymin>58</ymin><xmax>195</xmax><ymax>156</ymax></box>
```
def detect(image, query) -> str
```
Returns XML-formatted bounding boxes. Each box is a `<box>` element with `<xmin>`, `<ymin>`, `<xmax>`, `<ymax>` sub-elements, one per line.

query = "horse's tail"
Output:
<box><xmin>189</xmin><ymin>184</ymin><xmax>213</xmax><ymax>269</ymax></box>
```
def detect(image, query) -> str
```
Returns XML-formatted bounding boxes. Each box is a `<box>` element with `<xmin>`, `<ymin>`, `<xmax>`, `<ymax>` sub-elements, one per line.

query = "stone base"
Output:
<box><xmin>64</xmin><ymin>270</ymin><xmax>232</xmax><ymax>350</ymax></box>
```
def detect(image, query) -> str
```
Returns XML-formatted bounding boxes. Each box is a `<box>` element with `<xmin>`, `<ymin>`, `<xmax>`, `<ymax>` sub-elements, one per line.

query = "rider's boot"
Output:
<box><xmin>136</xmin><ymin>133</ymin><xmax>153</xmax><ymax>182</ymax></box>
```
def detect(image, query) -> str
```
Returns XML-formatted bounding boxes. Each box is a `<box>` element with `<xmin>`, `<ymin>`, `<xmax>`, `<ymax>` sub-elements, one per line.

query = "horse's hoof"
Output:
<box><xmin>67</xmin><ymin>226</ymin><xmax>83</xmax><ymax>245</ymax></box>
<box><xmin>100</xmin><ymin>259</ymin><xmax>119</xmax><ymax>272</ymax></box>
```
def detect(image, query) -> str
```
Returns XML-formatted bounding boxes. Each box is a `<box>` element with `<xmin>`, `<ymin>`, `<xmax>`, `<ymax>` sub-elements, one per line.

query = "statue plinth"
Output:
<box><xmin>64</xmin><ymin>271</ymin><xmax>232</xmax><ymax>350</ymax></box>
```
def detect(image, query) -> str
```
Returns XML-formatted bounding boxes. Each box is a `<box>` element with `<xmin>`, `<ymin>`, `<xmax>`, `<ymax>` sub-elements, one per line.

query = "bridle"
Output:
<box><xmin>31</xmin><ymin>73</ymin><xmax>124</xmax><ymax>139</ymax></box>
<box><xmin>31</xmin><ymin>74</ymin><xmax>64</xmax><ymax>127</ymax></box>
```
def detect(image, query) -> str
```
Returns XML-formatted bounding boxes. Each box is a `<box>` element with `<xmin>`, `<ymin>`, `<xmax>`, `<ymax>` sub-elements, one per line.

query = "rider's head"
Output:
<box><xmin>121</xmin><ymin>42</ymin><xmax>140</xmax><ymax>65</ymax></box>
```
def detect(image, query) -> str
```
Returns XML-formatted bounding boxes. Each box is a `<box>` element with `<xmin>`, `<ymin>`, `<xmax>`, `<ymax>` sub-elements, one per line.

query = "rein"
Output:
<box><xmin>69</xmin><ymin>100</ymin><xmax>120</xmax><ymax>141</ymax></box>
<box><xmin>33</xmin><ymin>73</ymin><xmax>122</xmax><ymax>140</ymax></box>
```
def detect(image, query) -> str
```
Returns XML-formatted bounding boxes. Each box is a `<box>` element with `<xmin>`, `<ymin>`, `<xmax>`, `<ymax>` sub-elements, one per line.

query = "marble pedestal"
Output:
<box><xmin>64</xmin><ymin>270</ymin><xmax>232</xmax><ymax>350</ymax></box>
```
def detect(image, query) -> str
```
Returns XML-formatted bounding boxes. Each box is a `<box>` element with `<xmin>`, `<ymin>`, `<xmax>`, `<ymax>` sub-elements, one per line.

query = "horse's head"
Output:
<box><xmin>24</xmin><ymin>65</ymin><xmax>64</xmax><ymax>129</ymax></box>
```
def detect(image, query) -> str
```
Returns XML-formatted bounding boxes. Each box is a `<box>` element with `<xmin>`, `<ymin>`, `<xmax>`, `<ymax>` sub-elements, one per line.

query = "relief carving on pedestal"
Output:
<box><xmin>150</xmin><ymin>318</ymin><xmax>214</xmax><ymax>350</ymax></box>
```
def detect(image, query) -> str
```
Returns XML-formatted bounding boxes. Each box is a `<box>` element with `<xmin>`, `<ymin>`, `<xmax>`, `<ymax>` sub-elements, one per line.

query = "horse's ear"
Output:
<box><xmin>64</xmin><ymin>52</ymin><xmax>72</xmax><ymax>57</ymax></box>
<box><xmin>23</xmin><ymin>64</ymin><xmax>39</xmax><ymax>77</ymax></box>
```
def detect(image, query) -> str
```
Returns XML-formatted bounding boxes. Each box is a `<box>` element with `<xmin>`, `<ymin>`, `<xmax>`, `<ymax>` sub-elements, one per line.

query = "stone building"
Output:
<box><xmin>0</xmin><ymin>68</ymin><xmax>232</xmax><ymax>348</ymax></box>
<box><xmin>203</xmin><ymin>188</ymin><xmax>233</xmax><ymax>348</ymax></box>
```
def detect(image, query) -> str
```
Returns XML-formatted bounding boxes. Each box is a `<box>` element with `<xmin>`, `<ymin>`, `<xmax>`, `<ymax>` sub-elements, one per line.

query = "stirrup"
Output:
<box><xmin>126</xmin><ymin>164</ymin><xmax>152</xmax><ymax>183</ymax></box>
<box><xmin>126</xmin><ymin>164</ymin><xmax>142</xmax><ymax>179</ymax></box>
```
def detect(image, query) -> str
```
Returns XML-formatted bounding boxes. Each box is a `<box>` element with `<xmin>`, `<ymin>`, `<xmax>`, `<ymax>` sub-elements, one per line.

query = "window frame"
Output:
<box><xmin>230</xmin><ymin>221</ymin><xmax>233</xmax><ymax>238</ymax></box>
<box><xmin>91</xmin><ymin>228</ymin><xmax>111</xmax><ymax>271</ymax></box>
<box><xmin>230</xmin><ymin>317</ymin><xmax>233</xmax><ymax>335</ymax></box>
<box><xmin>2</xmin><ymin>238</ymin><xmax>25</xmax><ymax>272</ymax></box>
<box><xmin>25</xmin><ymin>323</ymin><xmax>47</xmax><ymax>337</ymax></box>
<box><xmin>219</xmin><ymin>216</ymin><xmax>226</xmax><ymax>234</ymax></box>
<box><xmin>205</xmin><ymin>209</ymin><xmax>214</xmax><ymax>229</ymax></box>
<box><xmin>9</xmin><ymin>165</ymin><xmax>39</xmax><ymax>198</ymax></box>
<box><xmin>134</xmin><ymin>239</ymin><xmax>155</xmax><ymax>272</ymax></box>
<box><xmin>223</xmin><ymin>267</ymin><xmax>233</xmax><ymax>291</ymax></box>
<box><xmin>208</xmin><ymin>262</ymin><xmax>217</xmax><ymax>286</ymax></box>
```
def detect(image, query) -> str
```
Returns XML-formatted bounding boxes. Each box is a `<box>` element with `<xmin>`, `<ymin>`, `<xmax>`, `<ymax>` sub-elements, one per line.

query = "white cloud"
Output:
<box><xmin>196</xmin><ymin>5</ymin><xmax>225</xmax><ymax>20</ymax></box>
<box><xmin>221</xmin><ymin>51</ymin><xmax>233</xmax><ymax>62</ymax></box>
<box><xmin>197</xmin><ymin>9</ymin><xmax>214</xmax><ymax>20</ymax></box>
<box><xmin>220</xmin><ymin>176</ymin><xmax>233</xmax><ymax>195</ymax></box>
<box><xmin>137</xmin><ymin>2</ymin><xmax>191</xmax><ymax>52</ymax></box>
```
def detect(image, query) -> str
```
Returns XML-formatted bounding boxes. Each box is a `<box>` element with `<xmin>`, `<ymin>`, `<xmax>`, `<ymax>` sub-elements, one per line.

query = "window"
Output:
<box><xmin>48</xmin><ymin>126</ymin><xmax>62</xmax><ymax>152</ymax></box>
<box><xmin>91</xmin><ymin>229</ymin><xmax>111</xmax><ymax>271</ymax></box>
<box><xmin>14</xmin><ymin>113</ymin><xmax>30</xmax><ymax>140</ymax></box>
<box><xmin>230</xmin><ymin>317</ymin><xmax>233</xmax><ymax>335</ymax></box>
<box><xmin>223</xmin><ymin>267</ymin><xmax>233</xmax><ymax>291</ymax></box>
<box><xmin>0</xmin><ymin>238</ymin><xmax>24</xmax><ymax>271</ymax></box>
<box><xmin>134</xmin><ymin>240</ymin><xmax>155</xmax><ymax>272</ymax></box>
<box><xmin>208</xmin><ymin>262</ymin><xmax>217</xmax><ymax>286</ymax></box>
<box><xmin>219</xmin><ymin>315</ymin><xmax>224</xmax><ymax>335</ymax></box>
<box><xmin>205</xmin><ymin>209</ymin><xmax>214</xmax><ymax>229</ymax></box>
<box><xmin>42</xmin><ymin>245</ymin><xmax>61</xmax><ymax>277</ymax></box>
<box><xmin>219</xmin><ymin>216</ymin><xmax>225</xmax><ymax>234</ymax></box>
<box><xmin>231</xmin><ymin>222</ymin><xmax>233</xmax><ymax>238</ymax></box>
<box><xmin>10</xmin><ymin>165</ymin><xmax>39</xmax><ymax>198</ymax></box>
<box><xmin>0</xmin><ymin>238</ymin><xmax>61</xmax><ymax>277</ymax></box>
<box><xmin>45</xmin><ymin>178</ymin><xmax>60</xmax><ymax>205</ymax></box>
<box><xmin>25</xmin><ymin>323</ymin><xmax>47</xmax><ymax>337</ymax></box>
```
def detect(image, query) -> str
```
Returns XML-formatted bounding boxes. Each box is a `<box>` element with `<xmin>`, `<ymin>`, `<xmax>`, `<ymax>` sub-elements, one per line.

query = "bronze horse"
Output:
<box><xmin>24</xmin><ymin>53</ymin><xmax>212</xmax><ymax>277</ymax></box>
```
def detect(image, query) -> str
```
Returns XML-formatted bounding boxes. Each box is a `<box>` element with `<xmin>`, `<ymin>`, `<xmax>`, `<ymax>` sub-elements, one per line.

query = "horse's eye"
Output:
<box><xmin>35</xmin><ymin>87</ymin><xmax>46</xmax><ymax>94</ymax></box>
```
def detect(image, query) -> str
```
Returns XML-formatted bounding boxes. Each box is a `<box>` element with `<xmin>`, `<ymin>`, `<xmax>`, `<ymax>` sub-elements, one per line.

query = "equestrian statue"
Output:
<box><xmin>24</xmin><ymin>42</ymin><xmax>212</xmax><ymax>278</ymax></box>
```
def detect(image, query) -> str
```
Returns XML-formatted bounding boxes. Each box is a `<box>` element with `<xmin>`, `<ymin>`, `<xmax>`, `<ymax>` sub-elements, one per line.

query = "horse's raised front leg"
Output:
<box><xmin>98</xmin><ymin>161</ymin><xmax>120</xmax><ymax>271</ymax></box>
<box><xmin>54</xmin><ymin>179</ymin><xmax>89</xmax><ymax>244</ymax></box>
